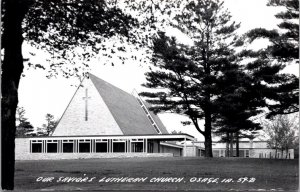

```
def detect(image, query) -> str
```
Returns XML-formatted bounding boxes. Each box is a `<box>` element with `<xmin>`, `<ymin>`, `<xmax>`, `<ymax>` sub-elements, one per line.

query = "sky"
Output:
<box><xmin>18</xmin><ymin>0</ymin><xmax>298</xmax><ymax>140</ymax></box>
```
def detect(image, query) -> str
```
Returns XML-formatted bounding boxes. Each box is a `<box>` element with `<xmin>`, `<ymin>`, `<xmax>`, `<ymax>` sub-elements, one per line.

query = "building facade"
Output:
<box><xmin>15</xmin><ymin>73</ymin><xmax>294</xmax><ymax>160</ymax></box>
<box><xmin>184</xmin><ymin>140</ymin><xmax>294</xmax><ymax>159</ymax></box>
<box><xmin>16</xmin><ymin>73</ymin><xmax>193</xmax><ymax>160</ymax></box>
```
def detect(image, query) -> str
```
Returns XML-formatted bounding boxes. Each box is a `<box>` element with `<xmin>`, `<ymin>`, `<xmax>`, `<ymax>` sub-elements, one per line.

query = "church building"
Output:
<box><xmin>15</xmin><ymin>73</ymin><xmax>194</xmax><ymax>160</ymax></box>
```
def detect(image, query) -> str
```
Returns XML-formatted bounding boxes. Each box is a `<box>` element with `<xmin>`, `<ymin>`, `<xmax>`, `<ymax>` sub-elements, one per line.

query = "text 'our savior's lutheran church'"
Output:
<box><xmin>16</xmin><ymin>73</ymin><xmax>194</xmax><ymax>160</ymax></box>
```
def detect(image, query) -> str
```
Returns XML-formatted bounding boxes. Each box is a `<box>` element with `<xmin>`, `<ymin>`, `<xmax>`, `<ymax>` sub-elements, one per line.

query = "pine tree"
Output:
<box><xmin>141</xmin><ymin>0</ymin><xmax>241</xmax><ymax>157</ymax></box>
<box><xmin>213</xmin><ymin>63</ymin><xmax>263</xmax><ymax>157</ymax></box>
<box><xmin>37</xmin><ymin>113</ymin><xmax>57</xmax><ymax>136</ymax></box>
<box><xmin>244</xmin><ymin>0</ymin><xmax>299</xmax><ymax>118</ymax></box>
<box><xmin>15</xmin><ymin>107</ymin><xmax>34</xmax><ymax>137</ymax></box>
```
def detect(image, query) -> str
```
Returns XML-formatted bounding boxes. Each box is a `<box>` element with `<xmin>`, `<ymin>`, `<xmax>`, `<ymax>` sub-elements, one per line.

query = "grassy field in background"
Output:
<box><xmin>15</xmin><ymin>157</ymin><xmax>298</xmax><ymax>191</ymax></box>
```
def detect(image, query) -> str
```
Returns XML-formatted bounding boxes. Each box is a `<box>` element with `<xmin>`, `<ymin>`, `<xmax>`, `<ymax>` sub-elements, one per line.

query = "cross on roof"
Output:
<box><xmin>82</xmin><ymin>88</ymin><xmax>91</xmax><ymax>121</ymax></box>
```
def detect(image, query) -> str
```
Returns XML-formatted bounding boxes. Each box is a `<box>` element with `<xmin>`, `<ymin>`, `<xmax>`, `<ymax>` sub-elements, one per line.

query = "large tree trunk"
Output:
<box><xmin>235</xmin><ymin>132</ymin><xmax>239</xmax><ymax>157</ymax></box>
<box><xmin>1</xmin><ymin>0</ymin><xmax>30</xmax><ymax>190</ymax></box>
<box><xmin>204</xmin><ymin>129</ymin><xmax>213</xmax><ymax>157</ymax></box>
<box><xmin>204</xmin><ymin>107</ymin><xmax>213</xmax><ymax>157</ymax></box>
<box><xmin>229</xmin><ymin>133</ymin><xmax>233</xmax><ymax>157</ymax></box>
<box><xmin>226</xmin><ymin>132</ymin><xmax>229</xmax><ymax>157</ymax></box>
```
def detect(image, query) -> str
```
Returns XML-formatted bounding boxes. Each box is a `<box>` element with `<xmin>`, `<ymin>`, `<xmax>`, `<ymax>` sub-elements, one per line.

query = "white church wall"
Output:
<box><xmin>185</xmin><ymin>146</ymin><xmax>197</xmax><ymax>157</ymax></box>
<box><xmin>15</xmin><ymin>138</ymin><xmax>30</xmax><ymax>160</ymax></box>
<box><xmin>15</xmin><ymin>138</ymin><xmax>173</xmax><ymax>160</ymax></box>
<box><xmin>16</xmin><ymin>152</ymin><xmax>173</xmax><ymax>160</ymax></box>
<box><xmin>53</xmin><ymin>77</ymin><xmax>123</xmax><ymax>136</ymax></box>
<box><xmin>160</xmin><ymin>145</ymin><xmax>182</xmax><ymax>157</ymax></box>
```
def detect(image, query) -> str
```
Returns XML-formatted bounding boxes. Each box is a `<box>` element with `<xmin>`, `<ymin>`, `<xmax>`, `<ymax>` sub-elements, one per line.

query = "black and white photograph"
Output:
<box><xmin>1</xmin><ymin>0</ymin><xmax>299</xmax><ymax>191</ymax></box>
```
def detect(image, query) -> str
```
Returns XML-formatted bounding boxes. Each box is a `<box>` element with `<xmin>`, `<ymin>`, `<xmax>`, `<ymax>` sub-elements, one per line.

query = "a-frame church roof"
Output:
<box><xmin>89</xmin><ymin>73</ymin><xmax>168</xmax><ymax>135</ymax></box>
<box><xmin>53</xmin><ymin>73</ymin><xmax>168</xmax><ymax>136</ymax></box>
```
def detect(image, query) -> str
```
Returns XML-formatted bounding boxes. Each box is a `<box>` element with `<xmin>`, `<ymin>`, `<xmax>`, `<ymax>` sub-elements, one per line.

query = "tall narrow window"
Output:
<box><xmin>134</xmin><ymin>95</ymin><xmax>162</xmax><ymax>134</ymax></box>
<box><xmin>131</xmin><ymin>142</ymin><xmax>143</xmax><ymax>153</ymax></box>
<box><xmin>246</xmin><ymin>150</ymin><xmax>249</xmax><ymax>157</ymax></box>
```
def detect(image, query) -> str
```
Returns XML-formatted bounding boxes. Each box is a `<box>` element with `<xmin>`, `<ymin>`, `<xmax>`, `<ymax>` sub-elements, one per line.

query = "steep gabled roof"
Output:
<box><xmin>89</xmin><ymin>73</ymin><xmax>169</xmax><ymax>135</ymax></box>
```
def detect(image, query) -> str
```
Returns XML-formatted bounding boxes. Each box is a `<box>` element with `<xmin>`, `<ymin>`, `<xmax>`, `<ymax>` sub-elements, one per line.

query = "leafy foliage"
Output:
<box><xmin>0</xmin><ymin>0</ymin><xmax>161</xmax><ymax>189</ymax></box>
<box><xmin>19</xmin><ymin>0</ymin><xmax>141</xmax><ymax>79</ymax></box>
<box><xmin>264</xmin><ymin>114</ymin><xmax>298</xmax><ymax>158</ymax></box>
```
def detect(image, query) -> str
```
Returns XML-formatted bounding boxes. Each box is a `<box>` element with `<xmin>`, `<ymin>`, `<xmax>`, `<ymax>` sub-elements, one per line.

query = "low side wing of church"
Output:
<box><xmin>15</xmin><ymin>73</ymin><xmax>194</xmax><ymax>160</ymax></box>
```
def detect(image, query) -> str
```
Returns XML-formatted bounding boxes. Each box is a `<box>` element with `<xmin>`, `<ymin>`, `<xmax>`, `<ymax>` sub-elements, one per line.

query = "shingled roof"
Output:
<box><xmin>89</xmin><ymin>73</ymin><xmax>169</xmax><ymax>135</ymax></box>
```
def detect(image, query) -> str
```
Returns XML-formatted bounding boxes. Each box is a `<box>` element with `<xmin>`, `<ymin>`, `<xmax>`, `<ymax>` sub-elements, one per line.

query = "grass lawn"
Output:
<box><xmin>15</xmin><ymin>157</ymin><xmax>298</xmax><ymax>191</ymax></box>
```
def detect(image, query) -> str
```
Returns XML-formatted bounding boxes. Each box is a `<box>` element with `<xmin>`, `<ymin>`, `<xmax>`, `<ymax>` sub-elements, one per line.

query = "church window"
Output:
<box><xmin>62</xmin><ymin>141</ymin><xmax>74</xmax><ymax>153</ymax></box>
<box><xmin>233</xmin><ymin>150</ymin><xmax>237</xmax><ymax>157</ymax></box>
<box><xmin>141</xmin><ymin>106</ymin><xmax>149</xmax><ymax>114</ymax></box>
<box><xmin>31</xmin><ymin>141</ymin><xmax>43</xmax><ymax>153</ymax></box>
<box><xmin>137</xmin><ymin>98</ymin><xmax>143</xmax><ymax>106</ymax></box>
<box><xmin>147</xmin><ymin>141</ymin><xmax>154</xmax><ymax>153</ymax></box>
<box><xmin>246</xmin><ymin>150</ymin><xmax>249</xmax><ymax>157</ymax></box>
<box><xmin>79</xmin><ymin>142</ymin><xmax>91</xmax><ymax>153</ymax></box>
<box><xmin>153</xmin><ymin>125</ymin><xmax>161</xmax><ymax>134</ymax></box>
<box><xmin>220</xmin><ymin>150</ymin><xmax>225</xmax><ymax>157</ymax></box>
<box><xmin>113</xmin><ymin>142</ymin><xmax>126</xmax><ymax>153</ymax></box>
<box><xmin>135</xmin><ymin>96</ymin><xmax>162</xmax><ymax>134</ymax></box>
<box><xmin>238</xmin><ymin>150</ymin><xmax>245</xmax><ymax>157</ymax></box>
<box><xmin>212</xmin><ymin>150</ymin><xmax>220</xmax><ymax>157</ymax></box>
<box><xmin>95</xmin><ymin>142</ymin><xmax>108</xmax><ymax>153</ymax></box>
<box><xmin>131</xmin><ymin>142</ymin><xmax>143</xmax><ymax>153</ymax></box>
<box><xmin>147</xmin><ymin>115</ymin><xmax>155</xmax><ymax>124</ymax></box>
<box><xmin>47</xmin><ymin>140</ymin><xmax>58</xmax><ymax>153</ymax></box>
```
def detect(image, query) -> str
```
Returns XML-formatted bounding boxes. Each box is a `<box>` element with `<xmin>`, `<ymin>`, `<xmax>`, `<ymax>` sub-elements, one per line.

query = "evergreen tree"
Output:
<box><xmin>37</xmin><ymin>114</ymin><xmax>57</xmax><ymax>136</ymax></box>
<box><xmin>15</xmin><ymin>106</ymin><xmax>34</xmax><ymax>137</ymax></box>
<box><xmin>141</xmin><ymin>0</ymin><xmax>241</xmax><ymax>157</ymax></box>
<box><xmin>44</xmin><ymin>114</ymin><xmax>57</xmax><ymax>135</ymax></box>
<box><xmin>213</xmin><ymin>63</ymin><xmax>263</xmax><ymax>157</ymax></box>
<box><xmin>244</xmin><ymin>0</ymin><xmax>299</xmax><ymax>118</ymax></box>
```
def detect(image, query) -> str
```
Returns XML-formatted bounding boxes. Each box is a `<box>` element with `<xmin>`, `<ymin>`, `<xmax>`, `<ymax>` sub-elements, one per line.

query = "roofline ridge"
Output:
<box><xmin>88</xmin><ymin>73</ymin><xmax>136</xmax><ymax>99</ymax></box>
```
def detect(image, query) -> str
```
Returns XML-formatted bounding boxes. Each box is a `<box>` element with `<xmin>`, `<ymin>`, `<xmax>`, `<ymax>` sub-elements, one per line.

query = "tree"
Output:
<box><xmin>45</xmin><ymin>114</ymin><xmax>57</xmax><ymax>135</ymax></box>
<box><xmin>213</xmin><ymin>67</ymin><xmax>263</xmax><ymax>157</ymax></box>
<box><xmin>244</xmin><ymin>0</ymin><xmax>299</xmax><ymax>118</ymax></box>
<box><xmin>264</xmin><ymin>114</ymin><xmax>298</xmax><ymax>158</ymax></box>
<box><xmin>36</xmin><ymin>114</ymin><xmax>58</xmax><ymax>136</ymax></box>
<box><xmin>1</xmin><ymin>0</ymin><xmax>148</xmax><ymax>189</ymax></box>
<box><xmin>15</xmin><ymin>107</ymin><xmax>34</xmax><ymax>137</ymax></box>
<box><xmin>141</xmin><ymin>0</ymin><xmax>241</xmax><ymax>157</ymax></box>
